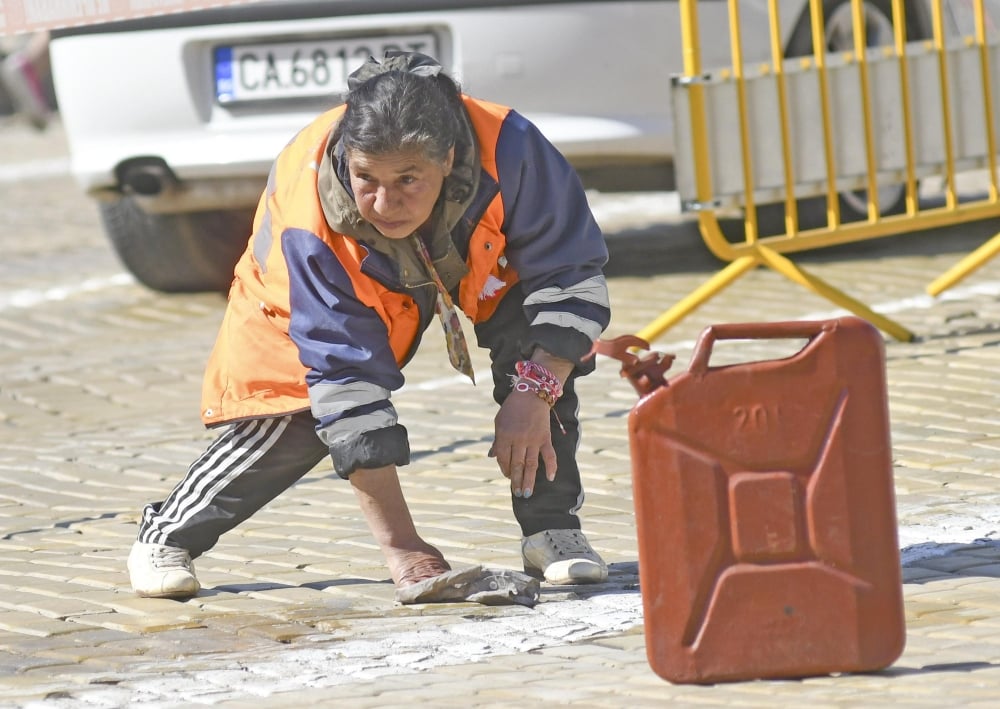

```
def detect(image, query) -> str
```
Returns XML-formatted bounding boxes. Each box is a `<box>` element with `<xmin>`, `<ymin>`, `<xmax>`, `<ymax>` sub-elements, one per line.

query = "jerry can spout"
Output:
<box><xmin>590</xmin><ymin>335</ymin><xmax>675</xmax><ymax>397</ymax></box>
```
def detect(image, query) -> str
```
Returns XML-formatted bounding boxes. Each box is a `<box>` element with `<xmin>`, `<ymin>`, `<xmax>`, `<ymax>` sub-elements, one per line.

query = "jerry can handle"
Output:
<box><xmin>589</xmin><ymin>335</ymin><xmax>675</xmax><ymax>397</ymax></box>
<box><xmin>689</xmin><ymin>320</ymin><xmax>837</xmax><ymax>375</ymax></box>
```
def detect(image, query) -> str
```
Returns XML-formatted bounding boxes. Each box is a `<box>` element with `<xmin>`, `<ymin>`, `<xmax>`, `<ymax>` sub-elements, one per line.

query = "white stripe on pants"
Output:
<box><xmin>137</xmin><ymin>413</ymin><xmax>328</xmax><ymax>557</ymax></box>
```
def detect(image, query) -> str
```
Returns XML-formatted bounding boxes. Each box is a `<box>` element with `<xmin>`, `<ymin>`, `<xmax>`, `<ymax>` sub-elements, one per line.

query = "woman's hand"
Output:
<box><xmin>490</xmin><ymin>349</ymin><xmax>574</xmax><ymax>498</ymax></box>
<box><xmin>492</xmin><ymin>390</ymin><xmax>556</xmax><ymax>498</ymax></box>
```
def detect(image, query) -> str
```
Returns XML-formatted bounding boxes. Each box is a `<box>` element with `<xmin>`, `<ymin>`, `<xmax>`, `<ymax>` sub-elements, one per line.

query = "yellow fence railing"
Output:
<box><xmin>641</xmin><ymin>0</ymin><xmax>1000</xmax><ymax>344</ymax></box>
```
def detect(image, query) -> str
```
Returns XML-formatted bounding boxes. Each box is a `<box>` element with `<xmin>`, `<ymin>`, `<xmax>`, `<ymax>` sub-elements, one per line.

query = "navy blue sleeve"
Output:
<box><xmin>282</xmin><ymin>229</ymin><xmax>409</xmax><ymax>477</ymax></box>
<box><xmin>493</xmin><ymin>111</ymin><xmax>611</xmax><ymax>364</ymax></box>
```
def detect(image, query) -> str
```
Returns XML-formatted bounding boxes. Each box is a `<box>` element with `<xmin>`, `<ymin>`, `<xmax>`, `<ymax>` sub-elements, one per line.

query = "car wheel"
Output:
<box><xmin>99</xmin><ymin>196</ymin><xmax>251</xmax><ymax>293</ymax></box>
<box><xmin>773</xmin><ymin>0</ymin><xmax>920</xmax><ymax>232</ymax></box>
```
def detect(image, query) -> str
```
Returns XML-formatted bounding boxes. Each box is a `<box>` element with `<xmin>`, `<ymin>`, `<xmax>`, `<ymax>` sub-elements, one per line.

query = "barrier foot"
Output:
<box><xmin>756</xmin><ymin>247</ymin><xmax>915</xmax><ymax>342</ymax></box>
<box><xmin>927</xmin><ymin>229</ymin><xmax>1000</xmax><ymax>296</ymax></box>
<box><xmin>636</xmin><ymin>256</ymin><xmax>758</xmax><ymax>344</ymax></box>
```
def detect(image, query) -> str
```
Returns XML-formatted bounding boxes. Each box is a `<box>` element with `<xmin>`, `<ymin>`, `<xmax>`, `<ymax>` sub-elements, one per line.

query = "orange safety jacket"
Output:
<box><xmin>199</xmin><ymin>95</ymin><xmax>610</xmax><ymax>476</ymax></box>
<box><xmin>202</xmin><ymin>97</ymin><xmax>514</xmax><ymax>423</ymax></box>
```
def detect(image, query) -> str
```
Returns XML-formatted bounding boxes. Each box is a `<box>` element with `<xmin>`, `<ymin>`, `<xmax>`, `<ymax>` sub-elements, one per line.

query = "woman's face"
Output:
<box><xmin>347</xmin><ymin>146</ymin><xmax>454</xmax><ymax>239</ymax></box>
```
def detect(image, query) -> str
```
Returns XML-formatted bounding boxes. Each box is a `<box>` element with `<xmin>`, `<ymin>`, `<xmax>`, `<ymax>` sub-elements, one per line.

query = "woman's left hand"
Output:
<box><xmin>492</xmin><ymin>390</ymin><xmax>556</xmax><ymax>498</ymax></box>
<box><xmin>490</xmin><ymin>348</ymin><xmax>573</xmax><ymax>498</ymax></box>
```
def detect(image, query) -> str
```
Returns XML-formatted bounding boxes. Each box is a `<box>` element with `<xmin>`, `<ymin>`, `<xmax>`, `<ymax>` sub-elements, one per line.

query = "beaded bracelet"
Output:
<box><xmin>510</xmin><ymin>360</ymin><xmax>566</xmax><ymax>433</ymax></box>
<box><xmin>515</xmin><ymin>360</ymin><xmax>563</xmax><ymax>399</ymax></box>
<box><xmin>512</xmin><ymin>376</ymin><xmax>558</xmax><ymax>406</ymax></box>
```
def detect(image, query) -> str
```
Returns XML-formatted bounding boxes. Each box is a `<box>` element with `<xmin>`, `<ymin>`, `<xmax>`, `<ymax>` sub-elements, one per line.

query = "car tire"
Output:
<box><xmin>740</xmin><ymin>0</ymin><xmax>927</xmax><ymax>238</ymax></box>
<box><xmin>99</xmin><ymin>196</ymin><xmax>252</xmax><ymax>293</ymax></box>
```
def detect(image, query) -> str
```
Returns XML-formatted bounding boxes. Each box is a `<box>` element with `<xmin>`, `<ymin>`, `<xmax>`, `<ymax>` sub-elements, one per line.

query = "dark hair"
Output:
<box><xmin>335</xmin><ymin>70</ymin><xmax>463</xmax><ymax>163</ymax></box>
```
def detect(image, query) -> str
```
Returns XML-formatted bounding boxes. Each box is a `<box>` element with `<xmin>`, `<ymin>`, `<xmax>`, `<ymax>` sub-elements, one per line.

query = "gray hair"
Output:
<box><xmin>334</xmin><ymin>69</ymin><xmax>463</xmax><ymax>164</ymax></box>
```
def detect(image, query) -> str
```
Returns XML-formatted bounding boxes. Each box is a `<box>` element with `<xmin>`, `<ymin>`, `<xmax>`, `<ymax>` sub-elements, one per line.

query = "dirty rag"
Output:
<box><xmin>394</xmin><ymin>565</ymin><xmax>540</xmax><ymax>607</ymax></box>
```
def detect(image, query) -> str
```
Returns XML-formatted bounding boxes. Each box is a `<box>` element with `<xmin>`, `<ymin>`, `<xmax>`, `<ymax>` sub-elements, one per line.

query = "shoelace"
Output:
<box><xmin>546</xmin><ymin>530</ymin><xmax>597</xmax><ymax>558</ymax></box>
<box><xmin>151</xmin><ymin>546</ymin><xmax>192</xmax><ymax>570</ymax></box>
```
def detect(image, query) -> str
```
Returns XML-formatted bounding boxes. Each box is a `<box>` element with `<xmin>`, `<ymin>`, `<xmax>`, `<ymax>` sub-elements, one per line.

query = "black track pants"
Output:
<box><xmin>136</xmin><ymin>414</ymin><xmax>327</xmax><ymax>558</ymax></box>
<box><xmin>474</xmin><ymin>284</ymin><xmax>588</xmax><ymax>537</ymax></box>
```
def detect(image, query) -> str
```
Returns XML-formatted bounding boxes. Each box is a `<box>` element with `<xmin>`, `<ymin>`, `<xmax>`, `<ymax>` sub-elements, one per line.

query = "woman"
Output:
<box><xmin>127</xmin><ymin>51</ymin><xmax>612</xmax><ymax>599</ymax></box>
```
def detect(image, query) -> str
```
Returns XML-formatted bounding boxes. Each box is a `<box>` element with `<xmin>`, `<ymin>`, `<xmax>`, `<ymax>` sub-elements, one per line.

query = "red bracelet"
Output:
<box><xmin>514</xmin><ymin>360</ymin><xmax>563</xmax><ymax>399</ymax></box>
<box><xmin>512</xmin><ymin>376</ymin><xmax>558</xmax><ymax>406</ymax></box>
<box><xmin>509</xmin><ymin>360</ymin><xmax>566</xmax><ymax>433</ymax></box>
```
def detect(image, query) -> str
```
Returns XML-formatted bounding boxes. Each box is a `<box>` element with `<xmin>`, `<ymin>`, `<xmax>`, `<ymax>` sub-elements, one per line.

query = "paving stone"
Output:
<box><xmin>0</xmin><ymin>611</ymin><xmax>98</xmax><ymax>638</ymax></box>
<box><xmin>235</xmin><ymin>622</ymin><xmax>318</xmax><ymax>644</ymax></box>
<box><xmin>67</xmin><ymin>613</ymin><xmax>206</xmax><ymax>634</ymax></box>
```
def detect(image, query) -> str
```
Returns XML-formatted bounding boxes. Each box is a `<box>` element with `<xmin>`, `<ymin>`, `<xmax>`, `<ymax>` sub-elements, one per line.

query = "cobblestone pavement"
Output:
<box><xmin>4</xmin><ymin>117</ymin><xmax>1000</xmax><ymax>707</ymax></box>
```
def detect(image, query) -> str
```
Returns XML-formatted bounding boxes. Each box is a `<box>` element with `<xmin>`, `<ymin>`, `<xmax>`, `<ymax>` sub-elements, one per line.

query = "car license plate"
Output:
<box><xmin>214</xmin><ymin>33</ymin><xmax>438</xmax><ymax>103</ymax></box>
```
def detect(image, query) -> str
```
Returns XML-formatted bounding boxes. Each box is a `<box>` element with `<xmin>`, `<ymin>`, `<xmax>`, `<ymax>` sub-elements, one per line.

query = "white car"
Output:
<box><xmin>49</xmin><ymin>0</ymin><xmax>932</xmax><ymax>292</ymax></box>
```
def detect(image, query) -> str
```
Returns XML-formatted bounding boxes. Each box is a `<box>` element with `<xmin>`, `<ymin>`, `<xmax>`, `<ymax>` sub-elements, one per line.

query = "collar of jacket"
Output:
<box><xmin>316</xmin><ymin>108</ymin><xmax>480</xmax><ymax>292</ymax></box>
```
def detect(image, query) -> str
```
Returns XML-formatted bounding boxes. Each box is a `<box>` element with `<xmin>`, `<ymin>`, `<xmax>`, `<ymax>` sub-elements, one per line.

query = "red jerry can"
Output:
<box><xmin>598</xmin><ymin>317</ymin><xmax>905</xmax><ymax>684</ymax></box>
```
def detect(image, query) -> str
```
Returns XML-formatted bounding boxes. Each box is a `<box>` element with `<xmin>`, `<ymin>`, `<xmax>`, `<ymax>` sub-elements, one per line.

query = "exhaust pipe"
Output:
<box><xmin>117</xmin><ymin>157</ymin><xmax>178</xmax><ymax>197</ymax></box>
<box><xmin>104</xmin><ymin>156</ymin><xmax>262</xmax><ymax>214</ymax></box>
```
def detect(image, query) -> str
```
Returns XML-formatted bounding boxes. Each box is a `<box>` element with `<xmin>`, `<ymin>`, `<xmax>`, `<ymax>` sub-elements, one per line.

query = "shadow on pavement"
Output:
<box><xmin>0</xmin><ymin>511</ymin><xmax>123</xmax><ymax>539</ymax></box>
<box><xmin>882</xmin><ymin>661</ymin><xmax>1000</xmax><ymax>678</ymax></box>
<box><xmin>604</xmin><ymin>222</ymin><xmax>720</xmax><ymax>277</ymax></box>
<box><xmin>901</xmin><ymin>539</ymin><xmax>1000</xmax><ymax>585</ymax></box>
<box><xmin>197</xmin><ymin>577</ymin><xmax>388</xmax><ymax>598</ymax></box>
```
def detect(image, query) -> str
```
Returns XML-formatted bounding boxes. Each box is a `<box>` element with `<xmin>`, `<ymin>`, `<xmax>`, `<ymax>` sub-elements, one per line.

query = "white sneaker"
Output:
<box><xmin>127</xmin><ymin>541</ymin><xmax>200</xmax><ymax>598</ymax></box>
<box><xmin>521</xmin><ymin>529</ymin><xmax>608</xmax><ymax>585</ymax></box>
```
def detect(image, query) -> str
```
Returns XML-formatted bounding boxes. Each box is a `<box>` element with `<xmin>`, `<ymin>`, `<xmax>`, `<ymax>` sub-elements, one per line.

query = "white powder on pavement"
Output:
<box><xmin>23</xmin><ymin>527</ymin><xmax>1000</xmax><ymax>708</ymax></box>
<box><xmin>24</xmin><ymin>592</ymin><xmax>644</xmax><ymax>707</ymax></box>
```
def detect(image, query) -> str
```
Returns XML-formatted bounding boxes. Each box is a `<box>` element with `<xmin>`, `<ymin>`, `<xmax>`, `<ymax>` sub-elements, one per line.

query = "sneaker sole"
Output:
<box><xmin>523</xmin><ymin>561</ymin><xmax>607</xmax><ymax>585</ymax></box>
<box><xmin>132</xmin><ymin>583</ymin><xmax>200</xmax><ymax>599</ymax></box>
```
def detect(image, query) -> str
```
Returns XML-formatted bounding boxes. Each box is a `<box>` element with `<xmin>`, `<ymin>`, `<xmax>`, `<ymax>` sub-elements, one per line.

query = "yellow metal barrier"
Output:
<box><xmin>642</xmin><ymin>0</ymin><xmax>1000</xmax><ymax>344</ymax></box>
